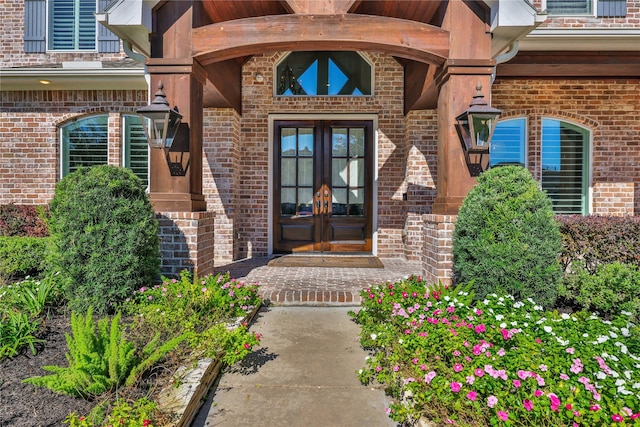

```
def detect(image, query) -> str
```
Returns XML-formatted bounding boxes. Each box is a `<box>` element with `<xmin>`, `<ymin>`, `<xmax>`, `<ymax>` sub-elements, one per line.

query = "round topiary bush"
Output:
<box><xmin>49</xmin><ymin>165</ymin><xmax>160</xmax><ymax>314</ymax></box>
<box><xmin>453</xmin><ymin>165</ymin><xmax>562</xmax><ymax>308</ymax></box>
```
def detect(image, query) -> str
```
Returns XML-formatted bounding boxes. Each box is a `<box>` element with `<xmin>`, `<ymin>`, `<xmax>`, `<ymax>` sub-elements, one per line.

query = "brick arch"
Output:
<box><xmin>54</xmin><ymin>110</ymin><xmax>110</xmax><ymax>127</ymax></box>
<box><xmin>501</xmin><ymin>109</ymin><xmax>599</xmax><ymax>130</ymax></box>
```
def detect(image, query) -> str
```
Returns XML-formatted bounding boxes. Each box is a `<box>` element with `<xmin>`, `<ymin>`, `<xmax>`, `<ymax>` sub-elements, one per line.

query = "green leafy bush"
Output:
<box><xmin>23</xmin><ymin>308</ymin><xmax>185</xmax><ymax>398</ymax></box>
<box><xmin>48</xmin><ymin>165</ymin><xmax>160</xmax><ymax>314</ymax></box>
<box><xmin>453</xmin><ymin>166</ymin><xmax>562</xmax><ymax>308</ymax></box>
<box><xmin>65</xmin><ymin>397</ymin><xmax>157</xmax><ymax>427</ymax></box>
<box><xmin>124</xmin><ymin>271</ymin><xmax>262</xmax><ymax>365</ymax></box>
<box><xmin>352</xmin><ymin>276</ymin><xmax>640</xmax><ymax>426</ymax></box>
<box><xmin>0</xmin><ymin>310</ymin><xmax>42</xmax><ymax>359</ymax></box>
<box><xmin>0</xmin><ymin>274</ymin><xmax>62</xmax><ymax>316</ymax></box>
<box><xmin>559</xmin><ymin>262</ymin><xmax>640</xmax><ymax>320</ymax></box>
<box><xmin>557</xmin><ymin>215</ymin><xmax>640</xmax><ymax>273</ymax></box>
<box><xmin>0</xmin><ymin>236</ymin><xmax>51</xmax><ymax>279</ymax></box>
<box><xmin>0</xmin><ymin>204</ymin><xmax>49</xmax><ymax>237</ymax></box>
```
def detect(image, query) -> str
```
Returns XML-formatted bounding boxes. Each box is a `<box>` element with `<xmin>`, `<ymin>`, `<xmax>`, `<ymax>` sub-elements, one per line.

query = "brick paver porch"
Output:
<box><xmin>214</xmin><ymin>257</ymin><xmax>422</xmax><ymax>305</ymax></box>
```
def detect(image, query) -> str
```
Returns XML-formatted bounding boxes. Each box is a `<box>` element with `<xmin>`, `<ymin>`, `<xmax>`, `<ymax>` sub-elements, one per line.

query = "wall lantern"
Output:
<box><xmin>137</xmin><ymin>81</ymin><xmax>182</xmax><ymax>150</ymax></box>
<box><xmin>455</xmin><ymin>83</ymin><xmax>502</xmax><ymax>176</ymax></box>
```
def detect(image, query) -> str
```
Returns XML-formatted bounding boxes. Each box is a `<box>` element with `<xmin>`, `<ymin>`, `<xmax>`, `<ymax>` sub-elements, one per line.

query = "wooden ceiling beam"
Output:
<box><xmin>403</xmin><ymin>60</ymin><xmax>440</xmax><ymax>112</ymax></box>
<box><xmin>282</xmin><ymin>0</ymin><xmax>359</xmax><ymax>14</ymax></box>
<box><xmin>192</xmin><ymin>14</ymin><xmax>449</xmax><ymax>66</ymax></box>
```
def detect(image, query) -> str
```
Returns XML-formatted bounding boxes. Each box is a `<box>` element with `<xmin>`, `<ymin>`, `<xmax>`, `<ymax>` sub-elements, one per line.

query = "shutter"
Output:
<box><xmin>24</xmin><ymin>0</ymin><xmax>46</xmax><ymax>53</ymax></box>
<box><xmin>97</xmin><ymin>0</ymin><xmax>120</xmax><ymax>52</ymax></box>
<box><xmin>598</xmin><ymin>0</ymin><xmax>626</xmax><ymax>17</ymax></box>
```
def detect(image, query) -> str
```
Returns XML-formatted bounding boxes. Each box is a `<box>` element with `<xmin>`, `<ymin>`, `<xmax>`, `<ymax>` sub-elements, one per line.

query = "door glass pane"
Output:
<box><xmin>349</xmin><ymin>128</ymin><xmax>365</xmax><ymax>156</ymax></box>
<box><xmin>332</xmin><ymin>128</ymin><xmax>348</xmax><ymax>156</ymax></box>
<box><xmin>281</xmin><ymin>158</ymin><xmax>296</xmax><ymax>186</ymax></box>
<box><xmin>332</xmin><ymin>188</ymin><xmax>347</xmax><ymax>216</ymax></box>
<box><xmin>281</xmin><ymin>128</ymin><xmax>296</xmax><ymax>155</ymax></box>
<box><xmin>332</xmin><ymin>159</ymin><xmax>347</xmax><ymax>187</ymax></box>
<box><xmin>298</xmin><ymin>128</ymin><xmax>314</xmax><ymax>156</ymax></box>
<box><xmin>299</xmin><ymin>158</ymin><xmax>313</xmax><ymax>186</ymax></box>
<box><xmin>349</xmin><ymin>159</ymin><xmax>364</xmax><ymax>187</ymax></box>
<box><xmin>298</xmin><ymin>188</ymin><xmax>313</xmax><ymax>216</ymax></box>
<box><xmin>281</xmin><ymin>188</ymin><xmax>296</xmax><ymax>216</ymax></box>
<box><xmin>349</xmin><ymin>189</ymin><xmax>364</xmax><ymax>216</ymax></box>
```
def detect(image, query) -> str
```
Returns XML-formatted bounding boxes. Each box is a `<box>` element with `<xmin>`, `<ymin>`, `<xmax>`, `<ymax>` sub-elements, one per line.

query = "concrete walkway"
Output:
<box><xmin>192</xmin><ymin>306</ymin><xmax>397</xmax><ymax>427</ymax></box>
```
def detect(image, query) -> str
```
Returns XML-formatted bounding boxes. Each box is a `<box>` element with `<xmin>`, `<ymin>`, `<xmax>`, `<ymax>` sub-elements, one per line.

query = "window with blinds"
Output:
<box><xmin>490</xmin><ymin>118</ymin><xmax>527</xmax><ymax>167</ymax></box>
<box><xmin>123</xmin><ymin>115</ymin><xmax>149</xmax><ymax>188</ymax></box>
<box><xmin>547</xmin><ymin>0</ymin><xmax>626</xmax><ymax>17</ymax></box>
<box><xmin>61</xmin><ymin>115</ymin><xmax>108</xmax><ymax>176</ymax></box>
<box><xmin>48</xmin><ymin>0</ymin><xmax>96</xmax><ymax>50</ymax></box>
<box><xmin>541</xmin><ymin>118</ymin><xmax>590</xmax><ymax>215</ymax></box>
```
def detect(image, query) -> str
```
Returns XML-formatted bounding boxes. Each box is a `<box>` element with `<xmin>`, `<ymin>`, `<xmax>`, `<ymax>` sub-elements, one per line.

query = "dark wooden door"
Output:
<box><xmin>273</xmin><ymin>120</ymin><xmax>373</xmax><ymax>253</ymax></box>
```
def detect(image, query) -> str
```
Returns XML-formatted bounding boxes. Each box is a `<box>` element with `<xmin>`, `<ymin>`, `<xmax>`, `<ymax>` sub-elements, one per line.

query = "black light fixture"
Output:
<box><xmin>137</xmin><ymin>81</ymin><xmax>182</xmax><ymax>150</ymax></box>
<box><xmin>455</xmin><ymin>83</ymin><xmax>502</xmax><ymax>176</ymax></box>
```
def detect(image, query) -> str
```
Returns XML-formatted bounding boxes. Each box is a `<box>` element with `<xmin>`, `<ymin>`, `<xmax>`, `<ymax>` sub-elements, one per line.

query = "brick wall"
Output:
<box><xmin>0</xmin><ymin>89</ymin><xmax>148</xmax><ymax>205</ymax></box>
<box><xmin>1</xmin><ymin>0</ymin><xmax>126</xmax><ymax>68</ymax></box>
<box><xmin>492</xmin><ymin>78</ymin><xmax>640</xmax><ymax>214</ymax></box>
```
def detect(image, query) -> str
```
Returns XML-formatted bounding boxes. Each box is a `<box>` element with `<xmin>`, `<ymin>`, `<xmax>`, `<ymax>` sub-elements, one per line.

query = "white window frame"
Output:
<box><xmin>544</xmin><ymin>0</ymin><xmax>597</xmax><ymax>16</ymax></box>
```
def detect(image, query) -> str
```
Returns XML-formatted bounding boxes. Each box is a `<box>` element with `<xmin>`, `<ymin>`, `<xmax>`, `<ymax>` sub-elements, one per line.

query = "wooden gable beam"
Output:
<box><xmin>192</xmin><ymin>14</ymin><xmax>449</xmax><ymax>66</ymax></box>
<box><xmin>202</xmin><ymin>59</ymin><xmax>242</xmax><ymax>112</ymax></box>
<box><xmin>403</xmin><ymin>60</ymin><xmax>440</xmax><ymax>112</ymax></box>
<box><xmin>282</xmin><ymin>0</ymin><xmax>360</xmax><ymax>14</ymax></box>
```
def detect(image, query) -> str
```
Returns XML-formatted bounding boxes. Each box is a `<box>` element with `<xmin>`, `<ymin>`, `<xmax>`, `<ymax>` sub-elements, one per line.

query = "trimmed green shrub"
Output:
<box><xmin>453</xmin><ymin>165</ymin><xmax>562</xmax><ymax>308</ymax></box>
<box><xmin>0</xmin><ymin>236</ymin><xmax>51</xmax><ymax>278</ymax></box>
<box><xmin>557</xmin><ymin>214</ymin><xmax>640</xmax><ymax>273</ymax></box>
<box><xmin>0</xmin><ymin>204</ymin><xmax>49</xmax><ymax>237</ymax></box>
<box><xmin>48</xmin><ymin>165</ymin><xmax>160</xmax><ymax>314</ymax></box>
<box><xmin>559</xmin><ymin>261</ymin><xmax>640</xmax><ymax>320</ymax></box>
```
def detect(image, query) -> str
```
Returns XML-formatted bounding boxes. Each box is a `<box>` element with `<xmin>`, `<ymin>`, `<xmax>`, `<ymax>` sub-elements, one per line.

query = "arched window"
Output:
<box><xmin>61</xmin><ymin>114</ymin><xmax>108</xmax><ymax>176</ymax></box>
<box><xmin>276</xmin><ymin>51</ymin><xmax>372</xmax><ymax>96</ymax></box>
<box><xmin>541</xmin><ymin>118</ymin><xmax>590</xmax><ymax>214</ymax></box>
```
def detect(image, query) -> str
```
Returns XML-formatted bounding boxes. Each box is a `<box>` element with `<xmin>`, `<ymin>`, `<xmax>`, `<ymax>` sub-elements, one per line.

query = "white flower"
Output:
<box><xmin>495</xmin><ymin>314</ymin><xmax>504</xmax><ymax>321</ymax></box>
<box><xmin>359</xmin><ymin>369</ymin><xmax>363</xmax><ymax>374</ymax></box>
<box><xmin>398</xmin><ymin>339</ymin><xmax>403</xmax><ymax>344</ymax></box>
<box><xmin>621</xmin><ymin>328</ymin><xmax>630</xmax><ymax>337</ymax></box>
<box><xmin>633</xmin><ymin>383</ymin><xmax>640</xmax><ymax>389</ymax></box>
<box><xmin>597</xmin><ymin>335</ymin><xmax>609</xmax><ymax>344</ymax></box>
<box><xmin>618</xmin><ymin>386</ymin><xmax>633</xmax><ymax>395</ymax></box>
<box><xmin>534</xmin><ymin>305</ymin><xmax>543</xmax><ymax>311</ymax></box>
<box><xmin>500</xmin><ymin>323</ymin><xmax>507</xmax><ymax>329</ymax></box>
<box><xmin>621</xmin><ymin>310</ymin><xmax>633</xmax><ymax>316</ymax></box>
<box><xmin>610</xmin><ymin>331</ymin><xmax>619</xmax><ymax>339</ymax></box>
<box><xmin>514</xmin><ymin>301</ymin><xmax>524</xmax><ymax>309</ymax></box>
<box><xmin>511</xmin><ymin>322</ymin><xmax>518</xmax><ymax>327</ymax></box>
<box><xmin>596</xmin><ymin>371</ymin><xmax>607</xmax><ymax>380</ymax></box>
<box><xmin>523</xmin><ymin>323</ymin><xmax>529</xmax><ymax>327</ymax></box>
<box><xmin>561</xmin><ymin>313</ymin><xmax>571</xmax><ymax>320</ymax></box>
<box><xmin>625</xmin><ymin>371</ymin><xmax>632</xmax><ymax>380</ymax></box>
<box><xmin>616</xmin><ymin>379</ymin><xmax>627</xmax><ymax>386</ymax></box>
<box><xmin>444</xmin><ymin>296</ymin><xmax>450</xmax><ymax>301</ymax></box>
<box><xmin>583</xmin><ymin>333</ymin><xmax>589</xmax><ymax>338</ymax></box>
<box><xmin>370</xmin><ymin>333</ymin><xmax>377</xmax><ymax>340</ymax></box>
<box><xmin>483</xmin><ymin>299</ymin><xmax>490</xmax><ymax>305</ymax></box>
<box><xmin>543</xmin><ymin>326</ymin><xmax>553</xmax><ymax>333</ymax></box>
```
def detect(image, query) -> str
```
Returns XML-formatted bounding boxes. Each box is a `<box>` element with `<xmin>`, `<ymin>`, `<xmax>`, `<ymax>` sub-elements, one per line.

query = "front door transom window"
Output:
<box><xmin>276</xmin><ymin>51</ymin><xmax>372</xmax><ymax>96</ymax></box>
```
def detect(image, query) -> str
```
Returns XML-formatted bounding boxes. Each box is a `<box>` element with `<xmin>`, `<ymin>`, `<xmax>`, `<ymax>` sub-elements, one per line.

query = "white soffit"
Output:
<box><xmin>520</xmin><ymin>28</ymin><xmax>640</xmax><ymax>51</ymax></box>
<box><xmin>485</xmin><ymin>0</ymin><xmax>546</xmax><ymax>57</ymax></box>
<box><xmin>96</xmin><ymin>0</ymin><xmax>160</xmax><ymax>57</ymax></box>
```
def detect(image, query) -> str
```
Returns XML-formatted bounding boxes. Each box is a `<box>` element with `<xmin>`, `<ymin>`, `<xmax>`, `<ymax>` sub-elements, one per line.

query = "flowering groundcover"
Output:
<box><xmin>350</xmin><ymin>276</ymin><xmax>640</xmax><ymax>426</ymax></box>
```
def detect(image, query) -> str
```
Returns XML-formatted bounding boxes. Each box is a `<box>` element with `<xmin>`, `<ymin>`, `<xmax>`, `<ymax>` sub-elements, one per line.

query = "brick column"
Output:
<box><xmin>422</xmin><ymin>214</ymin><xmax>457</xmax><ymax>285</ymax></box>
<box><xmin>157</xmin><ymin>211</ymin><xmax>215</xmax><ymax>277</ymax></box>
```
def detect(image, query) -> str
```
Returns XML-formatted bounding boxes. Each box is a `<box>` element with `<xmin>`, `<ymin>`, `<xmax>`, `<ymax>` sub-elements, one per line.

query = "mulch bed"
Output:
<box><xmin>0</xmin><ymin>311</ymin><xmax>175</xmax><ymax>427</ymax></box>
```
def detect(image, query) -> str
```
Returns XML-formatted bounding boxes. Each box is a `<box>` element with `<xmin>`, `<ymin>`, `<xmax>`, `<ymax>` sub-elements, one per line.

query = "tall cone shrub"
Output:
<box><xmin>49</xmin><ymin>165</ymin><xmax>160</xmax><ymax>314</ymax></box>
<box><xmin>453</xmin><ymin>166</ymin><xmax>562</xmax><ymax>308</ymax></box>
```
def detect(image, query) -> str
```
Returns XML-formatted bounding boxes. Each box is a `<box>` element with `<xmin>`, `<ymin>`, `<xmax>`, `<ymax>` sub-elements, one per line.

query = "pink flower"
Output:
<box><xmin>466</xmin><ymin>391</ymin><xmax>477</xmax><ymax>401</ymax></box>
<box><xmin>534</xmin><ymin>389</ymin><xmax>544</xmax><ymax>397</ymax></box>
<box><xmin>243</xmin><ymin>343</ymin><xmax>251</xmax><ymax>349</ymax></box>
<box><xmin>466</xmin><ymin>375</ymin><xmax>475</xmax><ymax>385</ymax></box>
<box><xmin>559</xmin><ymin>373</ymin><xmax>569</xmax><ymax>380</ymax></box>
<box><xmin>565</xmin><ymin>404</ymin><xmax>573</xmax><ymax>410</ymax></box>
<box><xmin>453</xmin><ymin>364</ymin><xmax>464</xmax><ymax>372</ymax></box>
<box><xmin>566</xmin><ymin>347</ymin><xmax>575</xmax><ymax>354</ymax></box>
<box><xmin>450</xmin><ymin>382</ymin><xmax>462</xmax><ymax>393</ymax></box>
<box><xmin>375</xmin><ymin>366</ymin><xmax>382</xmax><ymax>372</ymax></box>
<box><xmin>630</xmin><ymin>413</ymin><xmax>640</xmax><ymax>420</ymax></box>
<box><xmin>202</xmin><ymin>287</ymin><xmax>207</xmax><ymax>292</ymax></box>
<box><xmin>497</xmin><ymin>348</ymin><xmax>506</xmax><ymax>357</ymax></box>
<box><xmin>497</xmin><ymin>411</ymin><xmax>508</xmax><ymax>421</ymax></box>
<box><xmin>424</xmin><ymin>371</ymin><xmax>436</xmax><ymax>383</ymax></box>
<box><xmin>393</xmin><ymin>365</ymin><xmax>400</xmax><ymax>372</ymax></box>
<box><xmin>148</xmin><ymin>295</ymin><xmax>153</xmax><ymax>300</ymax></box>
<box><xmin>513</xmin><ymin>380</ymin><xmax>521</xmax><ymax>388</ymax></box>
<box><xmin>501</xmin><ymin>329</ymin><xmax>511</xmax><ymax>340</ymax></box>
<box><xmin>523</xmin><ymin>400</ymin><xmax>534</xmax><ymax>412</ymax></box>
<box><xmin>453</xmin><ymin>350</ymin><xmax>461</xmax><ymax>357</ymax></box>
<box><xmin>548</xmin><ymin>393</ymin><xmax>561</xmax><ymax>411</ymax></box>
<box><xmin>487</xmin><ymin>395</ymin><xmax>498</xmax><ymax>408</ymax></box>
<box><xmin>590</xmin><ymin>405</ymin><xmax>601</xmax><ymax>411</ymax></box>
<box><xmin>475</xmin><ymin>324</ymin><xmax>486</xmax><ymax>334</ymax></box>
<box><xmin>612</xmin><ymin>414</ymin><xmax>624</xmax><ymax>422</ymax></box>
<box><xmin>474</xmin><ymin>368</ymin><xmax>485</xmax><ymax>377</ymax></box>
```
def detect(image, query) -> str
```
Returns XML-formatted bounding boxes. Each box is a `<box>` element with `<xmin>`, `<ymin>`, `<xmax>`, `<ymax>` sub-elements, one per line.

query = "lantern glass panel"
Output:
<box><xmin>471</xmin><ymin>114</ymin><xmax>494</xmax><ymax>148</ymax></box>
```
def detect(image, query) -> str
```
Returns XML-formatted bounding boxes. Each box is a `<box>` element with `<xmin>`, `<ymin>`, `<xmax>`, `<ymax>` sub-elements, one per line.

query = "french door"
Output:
<box><xmin>273</xmin><ymin>120</ymin><xmax>373</xmax><ymax>253</ymax></box>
